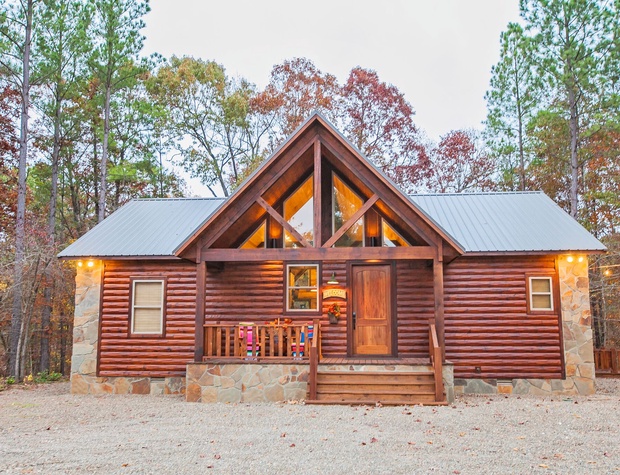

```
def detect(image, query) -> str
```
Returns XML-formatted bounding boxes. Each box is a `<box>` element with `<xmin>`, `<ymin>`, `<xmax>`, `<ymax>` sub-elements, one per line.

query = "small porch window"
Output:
<box><xmin>527</xmin><ymin>276</ymin><xmax>553</xmax><ymax>312</ymax></box>
<box><xmin>286</xmin><ymin>264</ymin><xmax>318</xmax><ymax>311</ymax></box>
<box><xmin>131</xmin><ymin>280</ymin><xmax>165</xmax><ymax>334</ymax></box>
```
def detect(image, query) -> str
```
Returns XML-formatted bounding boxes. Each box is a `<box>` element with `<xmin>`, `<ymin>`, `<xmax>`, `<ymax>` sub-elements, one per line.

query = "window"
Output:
<box><xmin>382</xmin><ymin>219</ymin><xmax>410</xmax><ymax>247</ymax></box>
<box><xmin>131</xmin><ymin>280</ymin><xmax>165</xmax><ymax>334</ymax></box>
<box><xmin>283</xmin><ymin>176</ymin><xmax>314</xmax><ymax>247</ymax></box>
<box><xmin>286</xmin><ymin>264</ymin><xmax>318</xmax><ymax>311</ymax></box>
<box><xmin>240</xmin><ymin>221</ymin><xmax>266</xmax><ymax>249</ymax></box>
<box><xmin>528</xmin><ymin>276</ymin><xmax>553</xmax><ymax>312</ymax></box>
<box><xmin>332</xmin><ymin>174</ymin><xmax>364</xmax><ymax>247</ymax></box>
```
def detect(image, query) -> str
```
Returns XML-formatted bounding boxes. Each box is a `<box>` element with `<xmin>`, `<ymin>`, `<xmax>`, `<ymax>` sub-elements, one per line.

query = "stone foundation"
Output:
<box><xmin>186</xmin><ymin>363</ymin><xmax>309</xmax><ymax>403</ymax></box>
<box><xmin>187</xmin><ymin>362</ymin><xmax>454</xmax><ymax>403</ymax></box>
<box><xmin>70</xmin><ymin>374</ymin><xmax>185</xmax><ymax>395</ymax></box>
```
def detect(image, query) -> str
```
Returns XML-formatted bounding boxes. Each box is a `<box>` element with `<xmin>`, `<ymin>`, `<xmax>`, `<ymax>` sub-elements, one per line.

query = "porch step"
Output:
<box><xmin>308</xmin><ymin>369</ymin><xmax>443</xmax><ymax>406</ymax></box>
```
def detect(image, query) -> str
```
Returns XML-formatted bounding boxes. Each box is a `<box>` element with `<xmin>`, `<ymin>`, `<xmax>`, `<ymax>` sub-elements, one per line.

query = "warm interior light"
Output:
<box><xmin>578</xmin><ymin>256</ymin><xmax>584</xmax><ymax>263</ymax></box>
<box><xmin>566</xmin><ymin>256</ymin><xmax>574</xmax><ymax>263</ymax></box>
<box><xmin>605</xmin><ymin>269</ymin><xmax>612</xmax><ymax>276</ymax></box>
<box><xmin>327</xmin><ymin>272</ymin><xmax>339</xmax><ymax>285</ymax></box>
<box><xmin>87</xmin><ymin>260</ymin><xmax>95</xmax><ymax>268</ymax></box>
<box><xmin>77</xmin><ymin>261</ymin><xmax>83</xmax><ymax>267</ymax></box>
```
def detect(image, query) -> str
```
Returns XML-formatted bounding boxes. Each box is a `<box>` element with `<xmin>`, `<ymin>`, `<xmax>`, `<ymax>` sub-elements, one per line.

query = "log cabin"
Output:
<box><xmin>59</xmin><ymin>113</ymin><xmax>605</xmax><ymax>404</ymax></box>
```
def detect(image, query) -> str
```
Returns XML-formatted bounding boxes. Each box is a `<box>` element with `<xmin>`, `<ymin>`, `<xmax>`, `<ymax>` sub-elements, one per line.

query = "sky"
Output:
<box><xmin>142</xmin><ymin>0</ymin><xmax>522</xmax><ymax>194</ymax></box>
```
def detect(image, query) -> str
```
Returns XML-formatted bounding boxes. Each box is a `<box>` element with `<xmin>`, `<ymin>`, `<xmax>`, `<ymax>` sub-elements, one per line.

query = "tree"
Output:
<box><xmin>261</xmin><ymin>57</ymin><xmax>339</xmax><ymax>146</ymax></box>
<box><xmin>521</xmin><ymin>0</ymin><xmax>619</xmax><ymax>217</ymax></box>
<box><xmin>485</xmin><ymin>22</ymin><xmax>540</xmax><ymax>191</ymax></box>
<box><xmin>33</xmin><ymin>0</ymin><xmax>91</xmax><ymax>372</ymax></box>
<box><xmin>88</xmin><ymin>0</ymin><xmax>149</xmax><ymax>222</ymax></box>
<box><xmin>0</xmin><ymin>0</ymin><xmax>37</xmax><ymax>379</ymax></box>
<box><xmin>339</xmin><ymin>67</ymin><xmax>428</xmax><ymax>186</ymax></box>
<box><xmin>147</xmin><ymin>56</ymin><xmax>261</xmax><ymax>197</ymax></box>
<box><xmin>421</xmin><ymin>129</ymin><xmax>496</xmax><ymax>193</ymax></box>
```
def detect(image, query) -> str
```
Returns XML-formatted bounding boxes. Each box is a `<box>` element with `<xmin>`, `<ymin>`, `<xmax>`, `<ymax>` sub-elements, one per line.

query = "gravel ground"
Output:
<box><xmin>1</xmin><ymin>379</ymin><xmax>620</xmax><ymax>474</ymax></box>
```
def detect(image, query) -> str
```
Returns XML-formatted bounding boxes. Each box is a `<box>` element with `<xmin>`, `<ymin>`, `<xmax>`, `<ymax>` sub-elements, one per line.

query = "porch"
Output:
<box><xmin>186</xmin><ymin>321</ymin><xmax>451</xmax><ymax>405</ymax></box>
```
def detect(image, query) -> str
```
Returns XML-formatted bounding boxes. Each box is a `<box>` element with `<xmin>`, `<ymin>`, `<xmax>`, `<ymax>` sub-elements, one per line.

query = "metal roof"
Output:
<box><xmin>57</xmin><ymin>198</ymin><xmax>225</xmax><ymax>258</ymax></box>
<box><xmin>410</xmin><ymin>192</ymin><xmax>606</xmax><ymax>253</ymax></box>
<box><xmin>58</xmin><ymin>192</ymin><xmax>605</xmax><ymax>259</ymax></box>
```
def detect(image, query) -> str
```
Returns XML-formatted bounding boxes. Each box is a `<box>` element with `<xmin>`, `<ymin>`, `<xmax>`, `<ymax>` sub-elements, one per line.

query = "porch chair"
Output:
<box><xmin>238</xmin><ymin>323</ymin><xmax>259</xmax><ymax>357</ymax></box>
<box><xmin>291</xmin><ymin>324</ymin><xmax>314</xmax><ymax>357</ymax></box>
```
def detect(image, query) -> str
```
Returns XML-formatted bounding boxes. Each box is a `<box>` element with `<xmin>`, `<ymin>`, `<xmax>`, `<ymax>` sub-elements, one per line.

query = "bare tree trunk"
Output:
<box><xmin>567</xmin><ymin>85</ymin><xmax>579</xmax><ymax>218</ymax></box>
<box><xmin>98</xmin><ymin>84</ymin><xmax>111</xmax><ymax>222</ymax></box>
<box><xmin>9</xmin><ymin>0</ymin><xmax>33</xmax><ymax>380</ymax></box>
<box><xmin>40</xmin><ymin>90</ymin><xmax>62</xmax><ymax>373</ymax></box>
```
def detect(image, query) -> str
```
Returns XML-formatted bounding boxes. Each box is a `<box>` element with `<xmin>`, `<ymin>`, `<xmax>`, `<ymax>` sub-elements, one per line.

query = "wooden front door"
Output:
<box><xmin>351</xmin><ymin>264</ymin><xmax>393</xmax><ymax>356</ymax></box>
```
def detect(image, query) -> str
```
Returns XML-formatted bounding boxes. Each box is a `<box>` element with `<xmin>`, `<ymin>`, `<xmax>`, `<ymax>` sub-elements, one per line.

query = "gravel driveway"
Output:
<box><xmin>1</xmin><ymin>379</ymin><xmax>619</xmax><ymax>474</ymax></box>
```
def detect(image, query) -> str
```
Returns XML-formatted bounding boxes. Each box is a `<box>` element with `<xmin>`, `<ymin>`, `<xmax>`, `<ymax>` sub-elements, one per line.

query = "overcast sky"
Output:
<box><xmin>142</xmin><ymin>0</ymin><xmax>521</xmax><ymax>194</ymax></box>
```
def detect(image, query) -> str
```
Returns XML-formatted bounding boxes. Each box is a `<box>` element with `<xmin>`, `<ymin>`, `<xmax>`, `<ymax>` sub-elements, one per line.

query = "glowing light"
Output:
<box><xmin>578</xmin><ymin>256</ymin><xmax>584</xmax><ymax>263</ymax></box>
<box><xmin>77</xmin><ymin>261</ymin><xmax>83</xmax><ymax>267</ymax></box>
<box><xmin>87</xmin><ymin>260</ymin><xmax>95</xmax><ymax>268</ymax></box>
<box><xmin>566</xmin><ymin>256</ymin><xmax>574</xmax><ymax>263</ymax></box>
<box><xmin>605</xmin><ymin>269</ymin><xmax>612</xmax><ymax>276</ymax></box>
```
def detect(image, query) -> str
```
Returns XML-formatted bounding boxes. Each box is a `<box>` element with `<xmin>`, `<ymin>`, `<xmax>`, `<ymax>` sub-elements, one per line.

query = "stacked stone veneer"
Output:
<box><xmin>454</xmin><ymin>256</ymin><xmax>595</xmax><ymax>397</ymax></box>
<box><xmin>70</xmin><ymin>262</ymin><xmax>184</xmax><ymax>396</ymax></box>
<box><xmin>186</xmin><ymin>362</ymin><xmax>455</xmax><ymax>403</ymax></box>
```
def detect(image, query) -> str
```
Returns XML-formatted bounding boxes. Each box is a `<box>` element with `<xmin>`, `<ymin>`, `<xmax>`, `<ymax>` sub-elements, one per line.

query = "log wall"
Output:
<box><xmin>99</xmin><ymin>261</ymin><xmax>197</xmax><ymax>377</ymax></box>
<box><xmin>444</xmin><ymin>256</ymin><xmax>563</xmax><ymax>379</ymax></box>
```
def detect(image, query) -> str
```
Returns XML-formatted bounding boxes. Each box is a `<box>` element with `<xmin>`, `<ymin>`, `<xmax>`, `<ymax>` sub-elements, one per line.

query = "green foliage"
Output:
<box><xmin>33</xmin><ymin>370</ymin><xmax>63</xmax><ymax>383</ymax></box>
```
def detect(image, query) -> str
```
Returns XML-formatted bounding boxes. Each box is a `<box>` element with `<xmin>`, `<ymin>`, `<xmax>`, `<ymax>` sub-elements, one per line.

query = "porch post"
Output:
<box><xmin>194</xmin><ymin>261</ymin><xmax>206</xmax><ymax>362</ymax></box>
<box><xmin>433</xmin><ymin>242</ymin><xmax>445</xmax><ymax>360</ymax></box>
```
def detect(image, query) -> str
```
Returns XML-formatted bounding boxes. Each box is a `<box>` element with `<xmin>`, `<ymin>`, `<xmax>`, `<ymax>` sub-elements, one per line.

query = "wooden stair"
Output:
<box><xmin>306</xmin><ymin>370</ymin><xmax>446</xmax><ymax>406</ymax></box>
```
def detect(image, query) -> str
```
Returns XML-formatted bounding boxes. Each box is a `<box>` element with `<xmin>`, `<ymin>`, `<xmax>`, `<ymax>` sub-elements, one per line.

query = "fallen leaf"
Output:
<box><xmin>290</xmin><ymin>443</ymin><xmax>296</xmax><ymax>447</ymax></box>
<box><xmin>214</xmin><ymin>455</ymin><xmax>221</xmax><ymax>460</ymax></box>
<box><xmin>370</xmin><ymin>437</ymin><xmax>378</xmax><ymax>443</ymax></box>
<box><xmin>280</xmin><ymin>433</ymin><xmax>286</xmax><ymax>438</ymax></box>
<box><xmin>539</xmin><ymin>464</ymin><xmax>548</xmax><ymax>468</ymax></box>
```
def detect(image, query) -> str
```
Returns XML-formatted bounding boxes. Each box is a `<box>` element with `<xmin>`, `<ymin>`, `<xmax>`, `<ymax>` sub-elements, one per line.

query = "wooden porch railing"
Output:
<box><xmin>595</xmin><ymin>348</ymin><xmax>620</xmax><ymax>376</ymax></box>
<box><xmin>203</xmin><ymin>320</ymin><xmax>320</xmax><ymax>362</ymax></box>
<box><xmin>308</xmin><ymin>319</ymin><xmax>321</xmax><ymax>400</ymax></box>
<box><xmin>429</xmin><ymin>323</ymin><xmax>444</xmax><ymax>401</ymax></box>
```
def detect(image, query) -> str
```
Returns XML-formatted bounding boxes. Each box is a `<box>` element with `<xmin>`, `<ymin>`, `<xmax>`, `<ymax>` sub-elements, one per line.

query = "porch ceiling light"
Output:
<box><xmin>327</xmin><ymin>272</ymin><xmax>339</xmax><ymax>285</ymax></box>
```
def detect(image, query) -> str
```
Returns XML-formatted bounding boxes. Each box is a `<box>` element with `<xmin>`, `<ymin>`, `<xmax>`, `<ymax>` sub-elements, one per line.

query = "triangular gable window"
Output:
<box><xmin>240</xmin><ymin>221</ymin><xmax>266</xmax><ymax>249</ymax></box>
<box><xmin>284</xmin><ymin>175</ymin><xmax>314</xmax><ymax>248</ymax></box>
<box><xmin>382</xmin><ymin>219</ymin><xmax>410</xmax><ymax>247</ymax></box>
<box><xmin>333</xmin><ymin>174</ymin><xmax>364</xmax><ymax>247</ymax></box>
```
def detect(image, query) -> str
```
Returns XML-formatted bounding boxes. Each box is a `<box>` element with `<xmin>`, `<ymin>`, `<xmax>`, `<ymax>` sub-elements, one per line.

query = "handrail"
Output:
<box><xmin>429</xmin><ymin>323</ymin><xmax>444</xmax><ymax>402</ymax></box>
<box><xmin>203</xmin><ymin>322</ymin><xmax>318</xmax><ymax>361</ymax></box>
<box><xmin>308</xmin><ymin>318</ymin><xmax>321</xmax><ymax>400</ymax></box>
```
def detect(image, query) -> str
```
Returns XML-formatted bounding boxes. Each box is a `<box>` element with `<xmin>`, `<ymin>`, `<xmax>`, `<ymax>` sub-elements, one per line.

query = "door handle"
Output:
<box><xmin>352</xmin><ymin>312</ymin><xmax>356</xmax><ymax>330</ymax></box>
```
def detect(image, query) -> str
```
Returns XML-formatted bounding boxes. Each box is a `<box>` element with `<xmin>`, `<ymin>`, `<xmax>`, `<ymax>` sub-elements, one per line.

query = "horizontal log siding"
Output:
<box><xmin>203</xmin><ymin>261</ymin><xmax>349</xmax><ymax>356</ymax></box>
<box><xmin>99</xmin><ymin>261</ymin><xmax>197</xmax><ymax>377</ymax></box>
<box><xmin>396</xmin><ymin>261</ymin><xmax>434</xmax><ymax>357</ymax></box>
<box><xmin>443</xmin><ymin>256</ymin><xmax>563</xmax><ymax>379</ymax></box>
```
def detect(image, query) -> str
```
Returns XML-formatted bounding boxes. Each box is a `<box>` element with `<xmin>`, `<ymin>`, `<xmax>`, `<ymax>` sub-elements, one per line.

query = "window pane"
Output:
<box><xmin>288</xmin><ymin>289</ymin><xmax>318</xmax><ymax>310</ymax></box>
<box><xmin>241</xmin><ymin>222</ymin><xmax>266</xmax><ymax>249</ymax></box>
<box><xmin>284</xmin><ymin>176</ymin><xmax>313</xmax><ymax>247</ymax></box>
<box><xmin>532</xmin><ymin>294</ymin><xmax>552</xmax><ymax>310</ymax></box>
<box><xmin>133</xmin><ymin>308</ymin><xmax>162</xmax><ymax>333</ymax></box>
<box><xmin>333</xmin><ymin>175</ymin><xmax>363</xmax><ymax>232</ymax></box>
<box><xmin>531</xmin><ymin>278</ymin><xmax>551</xmax><ymax>293</ymax></box>
<box><xmin>288</xmin><ymin>266</ymin><xmax>317</xmax><ymax>287</ymax></box>
<box><xmin>134</xmin><ymin>282</ymin><xmax>163</xmax><ymax>306</ymax></box>
<box><xmin>335</xmin><ymin>217</ymin><xmax>364</xmax><ymax>247</ymax></box>
<box><xmin>382</xmin><ymin>220</ymin><xmax>410</xmax><ymax>247</ymax></box>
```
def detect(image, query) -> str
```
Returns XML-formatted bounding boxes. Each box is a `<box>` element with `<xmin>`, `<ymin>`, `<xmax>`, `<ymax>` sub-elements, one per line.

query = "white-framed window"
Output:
<box><xmin>286</xmin><ymin>264</ymin><xmax>319</xmax><ymax>311</ymax></box>
<box><xmin>131</xmin><ymin>279</ymin><xmax>165</xmax><ymax>334</ymax></box>
<box><xmin>528</xmin><ymin>276</ymin><xmax>553</xmax><ymax>312</ymax></box>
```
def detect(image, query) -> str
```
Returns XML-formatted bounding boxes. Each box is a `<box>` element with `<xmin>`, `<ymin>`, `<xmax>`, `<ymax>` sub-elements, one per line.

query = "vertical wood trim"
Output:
<box><xmin>194</xmin><ymin>262</ymin><xmax>206</xmax><ymax>362</ymax></box>
<box><xmin>314</xmin><ymin>139</ymin><xmax>322</xmax><ymax>247</ymax></box>
<box><xmin>554</xmin><ymin>257</ymin><xmax>566</xmax><ymax>379</ymax></box>
<box><xmin>433</xmin><ymin>242</ymin><xmax>445</xmax><ymax>360</ymax></box>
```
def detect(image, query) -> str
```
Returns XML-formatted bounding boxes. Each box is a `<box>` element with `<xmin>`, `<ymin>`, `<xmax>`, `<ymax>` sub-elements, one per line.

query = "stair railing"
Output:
<box><xmin>429</xmin><ymin>323</ymin><xmax>445</xmax><ymax>402</ymax></box>
<box><xmin>308</xmin><ymin>318</ymin><xmax>321</xmax><ymax>400</ymax></box>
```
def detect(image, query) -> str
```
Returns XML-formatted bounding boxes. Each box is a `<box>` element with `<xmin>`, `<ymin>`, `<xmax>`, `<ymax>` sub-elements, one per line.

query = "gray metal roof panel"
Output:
<box><xmin>410</xmin><ymin>192</ymin><xmax>606</xmax><ymax>253</ymax></box>
<box><xmin>57</xmin><ymin>198</ymin><xmax>225</xmax><ymax>258</ymax></box>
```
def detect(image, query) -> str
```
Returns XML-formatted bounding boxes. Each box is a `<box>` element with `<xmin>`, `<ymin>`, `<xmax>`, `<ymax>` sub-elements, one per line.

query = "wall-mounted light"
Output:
<box><xmin>566</xmin><ymin>255</ymin><xmax>574</xmax><ymax>263</ymax></box>
<box><xmin>327</xmin><ymin>272</ymin><xmax>339</xmax><ymax>285</ymax></box>
<box><xmin>77</xmin><ymin>261</ymin><xmax>83</xmax><ymax>267</ymax></box>
<box><xmin>87</xmin><ymin>260</ymin><xmax>94</xmax><ymax>268</ymax></box>
<box><xmin>578</xmin><ymin>256</ymin><xmax>584</xmax><ymax>263</ymax></box>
